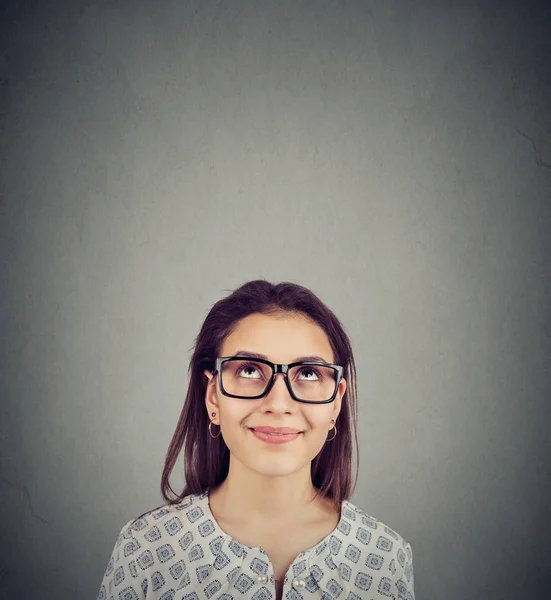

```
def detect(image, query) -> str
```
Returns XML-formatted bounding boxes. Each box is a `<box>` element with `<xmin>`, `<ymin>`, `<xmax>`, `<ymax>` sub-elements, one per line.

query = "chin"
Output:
<box><xmin>243</xmin><ymin>456</ymin><xmax>296</xmax><ymax>472</ymax></box>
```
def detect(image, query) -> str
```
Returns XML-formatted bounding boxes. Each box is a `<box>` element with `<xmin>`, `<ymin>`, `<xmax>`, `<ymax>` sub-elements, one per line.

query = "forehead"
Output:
<box><xmin>221</xmin><ymin>312</ymin><xmax>335</xmax><ymax>363</ymax></box>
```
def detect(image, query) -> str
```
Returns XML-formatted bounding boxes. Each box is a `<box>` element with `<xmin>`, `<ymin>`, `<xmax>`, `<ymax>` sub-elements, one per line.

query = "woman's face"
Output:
<box><xmin>203</xmin><ymin>311</ymin><xmax>346</xmax><ymax>478</ymax></box>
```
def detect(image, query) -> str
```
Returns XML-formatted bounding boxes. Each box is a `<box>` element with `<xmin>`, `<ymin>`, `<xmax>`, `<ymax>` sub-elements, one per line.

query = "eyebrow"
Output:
<box><xmin>231</xmin><ymin>350</ymin><xmax>332</xmax><ymax>364</ymax></box>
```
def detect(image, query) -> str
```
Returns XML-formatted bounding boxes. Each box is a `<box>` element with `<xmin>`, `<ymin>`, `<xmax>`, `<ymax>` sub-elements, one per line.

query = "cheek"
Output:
<box><xmin>218</xmin><ymin>403</ymin><xmax>253</xmax><ymax>437</ymax></box>
<box><xmin>303</xmin><ymin>409</ymin><xmax>333</xmax><ymax>430</ymax></box>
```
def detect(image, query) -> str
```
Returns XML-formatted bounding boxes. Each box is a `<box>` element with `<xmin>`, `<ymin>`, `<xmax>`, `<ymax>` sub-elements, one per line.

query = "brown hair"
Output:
<box><xmin>145</xmin><ymin>279</ymin><xmax>359</xmax><ymax>517</ymax></box>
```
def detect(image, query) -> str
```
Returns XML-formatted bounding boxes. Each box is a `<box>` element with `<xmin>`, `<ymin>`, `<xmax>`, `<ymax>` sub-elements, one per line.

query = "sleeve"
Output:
<box><xmin>396</xmin><ymin>539</ymin><xmax>415</xmax><ymax>600</ymax></box>
<box><xmin>96</xmin><ymin>519</ymin><xmax>148</xmax><ymax>600</ymax></box>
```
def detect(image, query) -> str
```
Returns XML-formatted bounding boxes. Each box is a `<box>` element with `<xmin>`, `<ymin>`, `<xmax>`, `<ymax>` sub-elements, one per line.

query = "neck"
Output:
<box><xmin>209</xmin><ymin>458</ymin><xmax>325</xmax><ymax>524</ymax></box>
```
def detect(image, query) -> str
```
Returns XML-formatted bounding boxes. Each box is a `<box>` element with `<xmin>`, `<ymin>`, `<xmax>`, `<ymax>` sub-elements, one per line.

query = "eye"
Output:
<box><xmin>236</xmin><ymin>363</ymin><xmax>262</xmax><ymax>379</ymax></box>
<box><xmin>297</xmin><ymin>366</ymin><xmax>321</xmax><ymax>381</ymax></box>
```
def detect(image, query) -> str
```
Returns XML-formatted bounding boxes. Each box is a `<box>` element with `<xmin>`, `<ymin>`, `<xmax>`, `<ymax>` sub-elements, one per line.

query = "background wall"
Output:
<box><xmin>1</xmin><ymin>0</ymin><xmax>549</xmax><ymax>598</ymax></box>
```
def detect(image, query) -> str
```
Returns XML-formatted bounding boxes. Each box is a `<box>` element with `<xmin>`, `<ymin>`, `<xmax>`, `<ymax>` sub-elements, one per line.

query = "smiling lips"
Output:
<box><xmin>250</xmin><ymin>426</ymin><xmax>302</xmax><ymax>434</ymax></box>
<box><xmin>249</xmin><ymin>426</ymin><xmax>303</xmax><ymax>444</ymax></box>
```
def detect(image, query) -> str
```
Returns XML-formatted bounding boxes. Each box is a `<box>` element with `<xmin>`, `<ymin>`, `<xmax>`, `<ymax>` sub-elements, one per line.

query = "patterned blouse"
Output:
<box><xmin>97</xmin><ymin>490</ymin><xmax>415</xmax><ymax>599</ymax></box>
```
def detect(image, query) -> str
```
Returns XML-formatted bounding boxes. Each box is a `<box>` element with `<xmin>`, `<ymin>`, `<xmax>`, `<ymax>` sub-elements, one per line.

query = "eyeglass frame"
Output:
<box><xmin>212</xmin><ymin>356</ymin><xmax>344</xmax><ymax>404</ymax></box>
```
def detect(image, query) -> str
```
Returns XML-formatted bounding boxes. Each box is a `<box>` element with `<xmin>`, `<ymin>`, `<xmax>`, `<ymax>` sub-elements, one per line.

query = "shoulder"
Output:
<box><xmin>328</xmin><ymin>498</ymin><xmax>415</xmax><ymax>598</ymax></box>
<box><xmin>108</xmin><ymin>493</ymin><xmax>213</xmax><ymax>574</ymax></box>
<box><xmin>119</xmin><ymin>492</ymin><xmax>208</xmax><ymax>542</ymax></box>
<box><xmin>98</xmin><ymin>493</ymin><xmax>212</xmax><ymax>599</ymax></box>
<box><xmin>341</xmin><ymin>497</ymin><xmax>412</xmax><ymax>552</ymax></box>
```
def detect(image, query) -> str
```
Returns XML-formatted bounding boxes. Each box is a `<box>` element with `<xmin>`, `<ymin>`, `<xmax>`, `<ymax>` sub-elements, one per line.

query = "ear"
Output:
<box><xmin>204</xmin><ymin>369</ymin><xmax>220</xmax><ymax>420</ymax></box>
<box><xmin>332</xmin><ymin>378</ymin><xmax>346</xmax><ymax>421</ymax></box>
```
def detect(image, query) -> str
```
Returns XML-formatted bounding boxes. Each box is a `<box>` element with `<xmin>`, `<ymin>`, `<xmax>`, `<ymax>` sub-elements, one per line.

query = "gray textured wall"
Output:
<box><xmin>1</xmin><ymin>1</ymin><xmax>550</xmax><ymax>598</ymax></box>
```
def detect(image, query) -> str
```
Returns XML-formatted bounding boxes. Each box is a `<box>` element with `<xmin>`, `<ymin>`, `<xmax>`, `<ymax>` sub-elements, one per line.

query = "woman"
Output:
<box><xmin>97</xmin><ymin>279</ymin><xmax>415</xmax><ymax>600</ymax></box>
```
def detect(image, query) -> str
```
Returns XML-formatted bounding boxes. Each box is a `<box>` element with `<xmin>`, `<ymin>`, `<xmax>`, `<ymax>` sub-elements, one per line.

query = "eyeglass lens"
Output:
<box><xmin>220</xmin><ymin>359</ymin><xmax>338</xmax><ymax>401</ymax></box>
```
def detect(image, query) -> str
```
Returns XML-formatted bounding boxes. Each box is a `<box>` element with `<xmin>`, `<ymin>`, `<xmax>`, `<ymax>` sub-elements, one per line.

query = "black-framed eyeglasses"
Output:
<box><xmin>212</xmin><ymin>356</ymin><xmax>344</xmax><ymax>404</ymax></box>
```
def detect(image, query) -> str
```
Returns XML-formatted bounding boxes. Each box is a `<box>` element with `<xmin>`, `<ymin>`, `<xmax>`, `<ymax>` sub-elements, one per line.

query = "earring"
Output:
<box><xmin>209</xmin><ymin>412</ymin><xmax>221</xmax><ymax>438</ymax></box>
<box><xmin>327</xmin><ymin>419</ymin><xmax>337</xmax><ymax>441</ymax></box>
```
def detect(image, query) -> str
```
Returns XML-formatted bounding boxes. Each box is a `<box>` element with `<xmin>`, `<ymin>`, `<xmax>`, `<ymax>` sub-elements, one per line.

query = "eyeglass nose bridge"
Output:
<box><xmin>264</xmin><ymin>363</ymin><xmax>292</xmax><ymax>396</ymax></box>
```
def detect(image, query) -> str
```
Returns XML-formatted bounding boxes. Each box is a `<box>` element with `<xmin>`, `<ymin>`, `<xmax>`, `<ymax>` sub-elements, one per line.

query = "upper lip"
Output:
<box><xmin>250</xmin><ymin>426</ymin><xmax>302</xmax><ymax>434</ymax></box>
